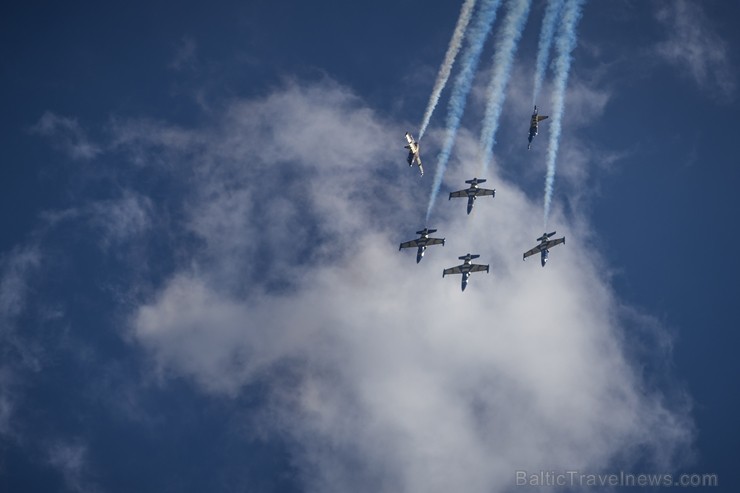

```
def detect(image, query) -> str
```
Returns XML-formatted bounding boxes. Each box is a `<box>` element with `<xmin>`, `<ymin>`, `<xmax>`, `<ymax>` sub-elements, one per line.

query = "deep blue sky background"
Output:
<box><xmin>1</xmin><ymin>1</ymin><xmax>739</xmax><ymax>491</ymax></box>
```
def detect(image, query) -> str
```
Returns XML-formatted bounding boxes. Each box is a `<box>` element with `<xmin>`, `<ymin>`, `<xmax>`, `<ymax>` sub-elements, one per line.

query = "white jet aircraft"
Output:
<box><xmin>523</xmin><ymin>232</ymin><xmax>565</xmax><ymax>266</ymax></box>
<box><xmin>449</xmin><ymin>178</ymin><xmax>496</xmax><ymax>214</ymax></box>
<box><xmin>399</xmin><ymin>228</ymin><xmax>445</xmax><ymax>263</ymax></box>
<box><xmin>404</xmin><ymin>132</ymin><xmax>423</xmax><ymax>176</ymax></box>
<box><xmin>443</xmin><ymin>253</ymin><xmax>489</xmax><ymax>291</ymax></box>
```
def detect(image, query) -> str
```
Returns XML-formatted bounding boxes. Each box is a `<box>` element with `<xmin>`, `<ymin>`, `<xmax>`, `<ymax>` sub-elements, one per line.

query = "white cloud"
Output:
<box><xmin>168</xmin><ymin>37</ymin><xmax>198</xmax><ymax>71</ymax></box>
<box><xmin>47</xmin><ymin>440</ymin><xmax>99</xmax><ymax>493</ymax></box>
<box><xmin>0</xmin><ymin>246</ymin><xmax>40</xmax><ymax>320</ymax></box>
<box><xmin>30</xmin><ymin>112</ymin><xmax>102</xmax><ymax>160</ymax></box>
<box><xmin>654</xmin><ymin>0</ymin><xmax>736</xmax><ymax>98</ymax></box>
<box><xmin>39</xmin><ymin>192</ymin><xmax>153</xmax><ymax>251</ymax></box>
<box><xmin>88</xmin><ymin>193</ymin><xmax>154</xmax><ymax>249</ymax></box>
<box><xmin>0</xmin><ymin>368</ymin><xmax>15</xmax><ymax>436</ymax></box>
<box><xmin>0</xmin><ymin>246</ymin><xmax>42</xmax><ymax>437</ymax></box>
<box><xmin>119</xmin><ymin>79</ymin><xmax>690</xmax><ymax>492</ymax></box>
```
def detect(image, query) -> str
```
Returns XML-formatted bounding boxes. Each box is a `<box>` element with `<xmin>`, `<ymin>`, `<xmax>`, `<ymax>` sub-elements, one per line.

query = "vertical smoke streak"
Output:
<box><xmin>479</xmin><ymin>0</ymin><xmax>532</xmax><ymax>175</ymax></box>
<box><xmin>532</xmin><ymin>0</ymin><xmax>565</xmax><ymax>105</ymax></box>
<box><xmin>426</xmin><ymin>0</ymin><xmax>502</xmax><ymax>222</ymax></box>
<box><xmin>543</xmin><ymin>0</ymin><xmax>585</xmax><ymax>228</ymax></box>
<box><xmin>418</xmin><ymin>0</ymin><xmax>478</xmax><ymax>140</ymax></box>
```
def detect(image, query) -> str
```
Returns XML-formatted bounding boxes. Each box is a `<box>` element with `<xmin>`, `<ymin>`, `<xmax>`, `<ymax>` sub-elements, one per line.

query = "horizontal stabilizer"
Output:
<box><xmin>465</xmin><ymin>177</ymin><xmax>486</xmax><ymax>185</ymax></box>
<box><xmin>416</xmin><ymin>228</ymin><xmax>437</xmax><ymax>235</ymax></box>
<box><xmin>459</xmin><ymin>253</ymin><xmax>480</xmax><ymax>260</ymax></box>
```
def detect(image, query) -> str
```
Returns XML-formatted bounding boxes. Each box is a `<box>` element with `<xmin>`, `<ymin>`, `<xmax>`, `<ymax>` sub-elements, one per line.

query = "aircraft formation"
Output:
<box><xmin>395</xmin><ymin>0</ymin><xmax>585</xmax><ymax>292</ymax></box>
<box><xmin>399</xmin><ymin>119</ymin><xmax>564</xmax><ymax>292</ymax></box>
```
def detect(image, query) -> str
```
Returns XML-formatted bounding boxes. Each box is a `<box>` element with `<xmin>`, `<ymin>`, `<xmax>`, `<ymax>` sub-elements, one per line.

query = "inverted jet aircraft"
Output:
<box><xmin>528</xmin><ymin>105</ymin><xmax>549</xmax><ymax>150</ymax></box>
<box><xmin>404</xmin><ymin>132</ymin><xmax>423</xmax><ymax>176</ymax></box>
<box><xmin>399</xmin><ymin>228</ymin><xmax>445</xmax><ymax>263</ymax></box>
<box><xmin>523</xmin><ymin>231</ymin><xmax>565</xmax><ymax>266</ymax></box>
<box><xmin>449</xmin><ymin>178</ymin><xmax>496</xmax><ymax>214</ymax></box>
<box><xmin>443</xmin><ymin>253</ymin><xmax>489</xmax><ymax>291</ymax></box>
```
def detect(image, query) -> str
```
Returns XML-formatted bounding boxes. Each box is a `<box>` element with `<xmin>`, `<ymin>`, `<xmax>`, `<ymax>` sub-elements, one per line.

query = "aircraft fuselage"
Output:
<box><xmin>462</xmin><ymin>185</ymin><xmax>482</xmax><ymax>214</ymax></box>
<box><xmin>466</xmin><ymin>195</ymin><xmax>476</xmax><ymax>214</ymax></box>
<box><xmin>528</xmin><ymin>106</ymin><xmax>548</xmax><ymax>149</ymax></box>
<box><xmin>416</xmin><ymin>245</ymin><xmax>426</xmax><ymax>263</ymax></box>
<box><xmin>461</xmin><ymin>272</ymin><xmax>470</xmax><ymax>291</ymax></box>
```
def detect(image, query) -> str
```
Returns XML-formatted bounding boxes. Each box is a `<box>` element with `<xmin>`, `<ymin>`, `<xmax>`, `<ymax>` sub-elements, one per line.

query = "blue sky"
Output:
<box><xmin>1</xmin><ymin>1</ymin><xmax>739</xmax><ymax>492</ymax></box>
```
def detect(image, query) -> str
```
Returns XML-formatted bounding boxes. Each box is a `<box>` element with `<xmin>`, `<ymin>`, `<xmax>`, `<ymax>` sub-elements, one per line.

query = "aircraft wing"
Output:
<box><xmin>537</xmin><ymin>115</ymin><xmax>549</xmax><ymax>122</ymax></box>
<box><xmin>425</xmin><ymin>238</ymin><xmax>444</xmax><ymax>246</ymax></box>
<box><xmin>472</xmin><ymin>188</ymin><xmax>495</xmax><ymax>198</ymax></box>
<box><xmin>399</xmin><ymin>239</ymin><xmax>420</xmax><ymax>250</ymax></box>
<box><xmin>443</xmin><ymin>266</ymin><xmax>463</xmax><ymax>276</ymax></box>
<box><xmin>449</xmin><ymin>189</ymin><xmax>468</xmax><ymax>199</ymax></box>
<box><xmin>523</xmin><ymin>244</ymin><xmax>544</xmax><ymax>259</ymax></box>
<box><xmin>544</xmin><ymin>238</ymin><xmax>564</xmax><ymax>249</ymax></box>
<box><xmin>469</xmin><ymin>264</ymin><xmax>489</xmax><ymax>273</ymax></box>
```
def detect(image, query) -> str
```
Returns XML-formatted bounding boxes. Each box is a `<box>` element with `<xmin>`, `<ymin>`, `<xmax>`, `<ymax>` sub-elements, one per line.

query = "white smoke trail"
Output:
<box><xmin>479</xmin><ymin>0</ymin><xmax>532</xmax><ymax>175</ymax></box>
<box><xmin>418</xmin><ymin>0</ymin><xmax>478</xmax><ymax>140</ymax></box>
<box><xmin>426</xmin><ymin>0</ymin><xmax>502</xmax><ymax>222</ymax></box>
<box><xmin>532</xmin><ymin>0</ymin><xmax>565</xmax><ymax>105</ymax></box>
<box><xmin>543</xmin><ymin>0</ymin><xmax>585</xmax><ymax>228</ymax></box>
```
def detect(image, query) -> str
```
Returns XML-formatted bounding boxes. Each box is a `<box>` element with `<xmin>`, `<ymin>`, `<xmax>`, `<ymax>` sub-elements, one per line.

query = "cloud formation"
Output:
<box><xmin>0</xmin><ymin>246</ymin><xmax>41</xmax><ymax>438</ymax></box>
<box><xmin>654</xmin><ymin>0</ymin><xmax>736</xmax><ymax>98</ymax></box>
<box><xmin>118</xmin><ymin>79</ymin><xmax>692</xmax><ymax>492</ymax></box>
<box><xmin>30</xmin><ymin>112</ymin><xmax>102</xmax><ymax>160</ymax></box>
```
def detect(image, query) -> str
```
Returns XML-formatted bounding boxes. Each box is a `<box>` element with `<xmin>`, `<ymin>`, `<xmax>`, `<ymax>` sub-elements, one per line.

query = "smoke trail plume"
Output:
<box><xmin>543</xmin><ymin>0</ymin><xmax>585</xmax><ymax>227</ymax></box>
<box><xmin>479</xmin><ymin>0</ymin><xmax>532</xmax><ymax>175</ymax></box>
<box><xmin>426</xmin><ymin>0</ymin><xmax>502</xmax><ymax>222</ymax></box>
<box><xmin>418</xmin><ymin>0</ymin><xmax>478</xmax><ymax>140</ymax></box>
<box><xmin>532</xmin><ymin>0</ymin><xmax>565</xmax><ymax>105</ymax></box>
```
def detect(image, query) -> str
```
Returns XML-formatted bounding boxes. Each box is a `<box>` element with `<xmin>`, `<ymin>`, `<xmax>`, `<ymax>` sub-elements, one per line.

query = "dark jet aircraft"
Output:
<box><xmin>404</xmin><ymin>132</ymin><xmax>424</xmax><ymax>176</ymax></box>
<box><xmin>449</xmin><ymin>178</ymin><xmax>496</xmax><ymax>214</ymax></box>
<box><xmin>443</xmin><ymin>253</ymin><xmax>489</xmax><ymax>291</ymax></box>
<box><xmin>528</xmin><ymin>105</ymin><xmax>549</xmax><ymax>150</ymax></box>
<box><xmin>399</xmin><ymin>228</ymin><xmax>445</xmax><ymax>263</ymax></box>
<box><xmin>523</xmin><ymin>231</ymin><xmax>565</xmax><ymax>266</ymax></box>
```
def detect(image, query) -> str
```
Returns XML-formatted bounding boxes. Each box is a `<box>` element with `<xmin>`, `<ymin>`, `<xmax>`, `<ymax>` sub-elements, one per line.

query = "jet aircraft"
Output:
<box><xmin>443</xmin><ymin>253</ymin><xmax>489</xmax><ymax>291</ymax></box>
<box><xmin>523</xmin><ymin>231</ymin><xmax>565</xmax><ymax>266</ymax></box>
<box><xmin>404</xmin><ymin>132</ymin><xmax>423</xmax><ymax>176</ymax></box>
<box><xmin>449</xmin><ymin>178</ymin><xmax>496</xmax><ymax>214</ymax></box>
<box><xmin>399</xmin><ymin>228</ymin><xmax>445</xmax><ymax>263</ymax></box>
<box><xmin>528</xmin><ymin>105</ymin><xmax>549</xmax><ymax>150</ymax></box>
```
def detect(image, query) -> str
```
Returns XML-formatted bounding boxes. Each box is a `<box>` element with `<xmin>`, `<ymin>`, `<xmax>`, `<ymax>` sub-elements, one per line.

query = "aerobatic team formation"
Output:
<box><xmin>398</xmin><ymin>0</ymin><xmax>583</xmax><ymax>291</ymax></box>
